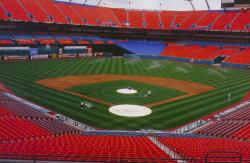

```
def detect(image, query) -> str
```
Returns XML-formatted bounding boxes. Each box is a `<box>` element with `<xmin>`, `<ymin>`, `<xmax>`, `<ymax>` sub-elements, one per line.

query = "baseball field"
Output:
<box><xmin>0</xmin><ymin>58</ymin><xmax>250</xmax><ymax>130</ymax></box>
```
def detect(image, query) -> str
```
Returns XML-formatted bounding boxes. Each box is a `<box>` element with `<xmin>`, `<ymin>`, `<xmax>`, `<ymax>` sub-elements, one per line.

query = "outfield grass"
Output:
<box><xmin>69</xmin><ymin>80</ymin><xmax>185</xmax><ymax>105</ymax></box>
<box><xmin>0</xmin><ymin>58</ymin><xmax>250</xmax><ymax>130</ymax></box>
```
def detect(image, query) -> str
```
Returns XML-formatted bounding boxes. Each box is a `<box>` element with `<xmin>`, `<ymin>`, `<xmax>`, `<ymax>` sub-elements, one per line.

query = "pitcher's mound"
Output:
<box><xmin>116</xmin><ymin>88</ymin><xmax>138</xmax><ymax>94</ymax></box>
<box><xmin>109</xmin><ymin>104</ymin><xmax>152</xmax><ymax>117</ymax></box>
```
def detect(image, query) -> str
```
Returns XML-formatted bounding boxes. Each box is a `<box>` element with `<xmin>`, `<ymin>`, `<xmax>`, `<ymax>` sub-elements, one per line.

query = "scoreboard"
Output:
<box><xmin>222</xmin><ymin>0</ymin><xmax>250</xmax><ymax>8</ymax></box>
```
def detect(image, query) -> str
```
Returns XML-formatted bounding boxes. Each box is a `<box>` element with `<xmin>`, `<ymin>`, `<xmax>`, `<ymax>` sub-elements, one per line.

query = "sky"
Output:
<box><xmin>58</xmin><ymin>0</ymin><xmax>222</xmax><ymax>11</ymax></box>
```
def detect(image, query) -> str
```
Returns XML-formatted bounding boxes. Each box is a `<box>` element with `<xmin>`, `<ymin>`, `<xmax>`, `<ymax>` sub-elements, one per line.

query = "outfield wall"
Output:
<box><xmin>221</xmin><ymin>62</ymin><xmax>250</xmax><ymax>69</ymax></box>
<box><xmin>124</xmin><ymin>54</ymin><xmax>250</xmax><ymax>69</ymax></box>
<box><xmin>124</xmin><ymin>54</ymin><xmax>192</xmax><ymax>63</ymax></box>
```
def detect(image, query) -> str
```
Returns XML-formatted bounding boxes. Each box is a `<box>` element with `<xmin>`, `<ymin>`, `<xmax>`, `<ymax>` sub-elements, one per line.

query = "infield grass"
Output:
<box><xmin>69</xmin><ymin>80</ymin><xmax>185</xmax><ymax>105</ymax></box>
<box><xmin>0</xmin><ymin>58</ymin><xmax>250</xmax><ymax>130</ymax></box>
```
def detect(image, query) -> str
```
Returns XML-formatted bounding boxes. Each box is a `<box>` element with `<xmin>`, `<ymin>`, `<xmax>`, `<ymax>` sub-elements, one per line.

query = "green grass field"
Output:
<box><xmin>0</xmin><ymin>58</ymin><xmax>250</xmax><ymax>130</ymax></box>
<box><xmin>69</xmin><ymin>80</ymin><xmax>185</xmax><ymax>105</ymax></box>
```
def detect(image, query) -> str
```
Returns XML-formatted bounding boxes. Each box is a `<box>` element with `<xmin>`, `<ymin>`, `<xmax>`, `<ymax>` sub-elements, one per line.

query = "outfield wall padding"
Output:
<box><xmin>123</xmin><ymin>54</ymin><xmax>250</xmax><ymax>69</ymax></box>
<box><xmin>123</xmin><ymin>54</ymin><xmax>191</xmax><ymax>62</ymax></box>
<box><xmin>221</xmin><ymin>62</ymin><xmax>250</xmax><ymax>69</ymax></box>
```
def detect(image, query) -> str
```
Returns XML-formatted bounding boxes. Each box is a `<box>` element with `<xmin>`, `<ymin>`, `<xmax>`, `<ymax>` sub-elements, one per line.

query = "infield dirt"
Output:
<box><xmin>37</xmin><ymin>75</ymin><xmax>215</xmax><ymax>107</ymax></box>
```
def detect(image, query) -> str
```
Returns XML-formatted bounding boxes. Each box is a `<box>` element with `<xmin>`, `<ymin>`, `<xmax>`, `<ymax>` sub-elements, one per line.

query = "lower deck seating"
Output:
<box><xmin>159</xmin><ymin>136</ymin><xmax>250</xmax><ymax>161</ymax></box>
<box><xmin>78</xmin><ymin>40</ymin><xmax>90</xmax><ymax>45</ymax></box>
<box><xmin>1</xmin><ymin>91</ymin><xmax>250</xmax><ymax>161</ymax></box>
<box><xmin>161</xmin><ymin>44</ymin><xmax>220</xmax><ymax>59</ymax></box>
<box><xmin>0</xmin><ymin>32</ymin><xmax>104</xmax><ymax>46</ymax></box>
<box><xmin>233</xmin><ymin>124</ymin><xmax>250</xmax><ymax>140</ymax></box>
<box><xmin>161</xmin><ymin>43</ymin><xmax>249</xmax><ymax>65</ymax></box>
<box><xmin>37</xmin><ymin>39</ymin><xmax>56</xmax><ymax>45</ymax></box>
<box><xmin>196</xmin><ymin>121</ymin><xmax>248</xmax><ymax>139</ymax></box>
<box><xmin>0</xmin><ymin>134</ymin><xmax>173</xmax><ymax>162</ymax></box>
<box><xmin>0</xmin><ymin>100</ymin><xmax>50</xmax><ymax>119</ymax></box>
<box><xmin>16</xmin><ymin>39</ymin><xmax>36</xmax><ymax>45</ymax></box>
<box><xmin>0</xmin><ymin>107</ymin><xmax>15</xmax><ymax>118</ymax></box>
<box><xmin>57</xmin><ymin>39</ymin><xmax>74</xmax><ymax>45</ymax></box>
<box><xmin>209</xmin><ymin>48</ymin><xmax>240</xmax><ymax>59</ymax></box>
<box><xmin>0</xmin><ymin>118</ymin><xmax>51</xmax><ymax>142</ymax></box>
<box><xmin>0</xmin><ymin>93</ymin><xmax>80</xmax><ymax>134</ymax></box>
<box><xmin>0</xmin><ymin>40</ymin><xmax>14</xmax><ymax>45</ymax></box>
<box><xmin>224</xmin><ymin>48</ymin><xmax>250</xmax><ymax>64</ymax></box>
<box><xmin>196</xmin><ymin>105</ymin><xmax>250</xmax><ymax>140</ymax></box>
<box><xmin>31</xmin><ymin>119</ymin><xmax>80</xmax><ymax>135</ymax></box>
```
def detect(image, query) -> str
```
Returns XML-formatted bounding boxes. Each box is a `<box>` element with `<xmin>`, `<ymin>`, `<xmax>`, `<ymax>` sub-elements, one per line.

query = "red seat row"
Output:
<box><xmin>233</xmin><ymin>124</ymin><xmax>250</xmax><ymax>140</ymax></box>
<box><xmin>0</xmin><ymin>134</ymin><xmax>173</xmax><ymax>162</ymax></box>
<box><xmin>1</xmin><ymin>91</ymin><xmax>250</xmax><ymax>162</ymax></box>
<box><xmin>161</xmin><ymin>44</ymin><xmax>221</xmax><ymax>60</ymax></box>
<box><xmin>196</xmin><ymin>106</ymin><xmax>250</xmax><ymax>140</ymax></box>
<box><xmin>0</xmin><ymin>107</ymin><xmax>15</xmax><ymax>118</ymax></box>
<box><xmin>37</xmin><ymin>39</ymin><xmax>56</xmax><ymax>45</ymax></box>
<box><xmin>16</xmin><ymin>39</ymin><xmax>36</xmax><ymax>45</ymax></box>
<box><xmin>160</xmin><ymin>43</ymin><xmax>250</xmax><ymax>64</ymax></box>
<box><xmin>1</xmin><ymin>0</ymin><xmax>250</xmax><ymax>32</ymax></box>
<box><xmin>0</xmin><ymin>40</ymin><xmax>14</xmax><ymax>45</ymax></box>
<box><xmin>159</xmin><ymin>137</ymin><xmax>250</xmax><ymax>161</ymax></box>
<box><xmin>196</xmin><ymin>121</ymin><xmax>248</xmax><ymax>139</ymax></box>
<box><xmin>225</xmin><ymin>48</ymin><xmax>250</xmax><ymax>64</ymax></box>
<box><xmin>0</xmin><ymin>118</ymin><xmax>51</xmax><ymax>142</ymax></box>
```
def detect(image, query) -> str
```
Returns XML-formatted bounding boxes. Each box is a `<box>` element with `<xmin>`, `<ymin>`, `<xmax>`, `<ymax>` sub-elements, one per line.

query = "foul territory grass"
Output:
<box><xmin>0</xmin><ymin>58</ymin><xmax>250</xmax><ymax>130</ymax></box>
<box><xmin>69</xmin><ymin>80</ymin><xmax>185</xmax><ymax>105</ymax></box>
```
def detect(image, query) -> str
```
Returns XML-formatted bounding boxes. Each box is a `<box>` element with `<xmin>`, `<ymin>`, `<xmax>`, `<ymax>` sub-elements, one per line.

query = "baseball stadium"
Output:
<box><xmin>0</xmin><ymin>0</ymin><xmax>250</xmax><ymax>162</ymax></box>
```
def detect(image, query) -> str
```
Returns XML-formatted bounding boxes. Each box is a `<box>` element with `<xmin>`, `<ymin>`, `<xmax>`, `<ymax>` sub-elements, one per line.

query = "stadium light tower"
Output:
<box><xmin>97</xmin><ymin>0</ymin><xmax>102</xmax><ymax>6</ymax></box>
<box><xmin>129</xmin><ymin>0</ymin><xmax>131</xmax><ymax>9</ymax></box>
<box><xmin>204</xmin><ymin>0</ymin><xmax>211</xmax><ymax>10</ymax></box>
<box><xmin>159</xmin><ymin>2</ymin><xmax>162</xmax><ymax>10</ymax></box>
<box><xmin>83</xmin><ymin>0</ymin><xmax>88</xmax><ymax>5</ymax></box>
<box><xmin>185</xmin><ymin>0</ymin><xmax>195</xmax><ymax>11</ymax></box>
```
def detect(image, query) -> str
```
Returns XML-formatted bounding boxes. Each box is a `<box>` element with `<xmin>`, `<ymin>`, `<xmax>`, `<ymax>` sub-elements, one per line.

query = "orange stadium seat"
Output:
<box><xmin>233</xmin><ymin>124</ymin><xmax>250</xmax><ymax>140</ymax></box>
<box><xmin>0</xmin><ymin>0</ymin><xmax>30</xmax><ymax>21</ymax></box>
<box><xmin>225</xmin><ymin>48</ymin><xmax>250</xmax><ymax>64</ymax></box>
<box><xmin>19</xmin><ymin>0</ymin><xmax>48</xmax><ymax>22</ymax></box>
<box><xmin>169</xmin><ymin>11</ymin><xmax>190</xmax><ymax>29</ymax></box>
<box><xmin>230</xmin><ymin>10</ymin><xmax>250</xmax><ymax>31</ymax></box>
<box><xmin>179</xmin><ymin>11</ymin><xmax>206</xmax><ymax>30</ymax></box>
<box><xmin>211</xmin><ymin>11</ymin><xmax>239</xmax><ymax>31</ymax></box>
<box><xmin>194</xmin><ymin>12</ymin><xmax>222</xmax><ymax>30</ymax></box>
<box><xmin>0</xmin><ymin>40</ymin><xmax>14</xmax><ymax>45</ymax></box>
<box><xmin>36</xmin><ymin>0</ymin><xmax>68</xmax><ymax>24</ymax></box>
<box><xmin>128</xmin><ymin>10</ymin><xmax>144</xmax><ymax>28</ymax></box>
<box><xmin>0</xmin><ymin>0</ymin><xmax>249</xmax><ymax>33</ymax></box>
<box><xmin>112</xmin><ymin>8</ymin><xmax>128</xmax><ymax>27</ymax></box>
<box><xmin>159</xmin><ymin>137</ymin><xmax>250</xmax><ymax>161</ymax></box>
<box><xmin>71</xmin><ymin>5</ymin><xmax>97</xmax><ymax>25</ymax></box>
<box><xmin>144</xmin><ymin>11</ymin><xmax>160</xmax><ymax>29</ymax></box>
<box><xmin>55</xmin><ymin>2</ymin><xmax>84</xmax><ymax>25</ymax></box>
<box><xmin>160</xmin><ymin>11</ymin><xmax>176</xmax><ymax>29</ymax></box>
<box><xmin>0</xmin><ymin>1</ymin><xmax>11</xmax><ymax>20</ymax></box>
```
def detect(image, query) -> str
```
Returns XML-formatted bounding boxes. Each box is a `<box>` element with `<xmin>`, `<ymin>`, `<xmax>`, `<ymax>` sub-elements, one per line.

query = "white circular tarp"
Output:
<box><xmin>116</xmin><ymin>88</ymin><xmax>138</xmax><ymax>94</ymax></box>
<box><xmin>109</xmin><ymin>104</ymin><xmax>152</xmax><ymax>117</ymax></box>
